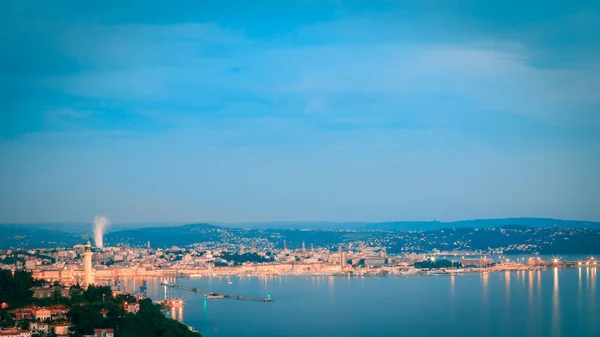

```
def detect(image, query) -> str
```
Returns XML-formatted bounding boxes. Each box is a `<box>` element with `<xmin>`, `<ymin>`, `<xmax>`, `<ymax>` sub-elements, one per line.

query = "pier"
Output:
<box><xmin>161</xmin><ymin>282</ymin><xmax>273</xmax><ymax>302</ymax></box>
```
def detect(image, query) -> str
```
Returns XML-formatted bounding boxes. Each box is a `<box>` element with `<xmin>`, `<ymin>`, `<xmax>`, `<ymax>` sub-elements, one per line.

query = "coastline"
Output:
<box><xmin>177</xmin><ymin>265</ymin><xmax>585</xmax><ymax>278</ymax></box>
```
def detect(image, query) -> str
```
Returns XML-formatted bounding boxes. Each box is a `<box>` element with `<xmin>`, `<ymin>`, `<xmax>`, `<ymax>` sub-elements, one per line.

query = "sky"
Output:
<box><xmin>1</xmin><ymin>0</ymin><xmax>600</xmax><ymax>224</ymax></box>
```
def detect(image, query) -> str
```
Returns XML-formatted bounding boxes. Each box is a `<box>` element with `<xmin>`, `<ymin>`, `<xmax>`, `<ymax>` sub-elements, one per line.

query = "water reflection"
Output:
<box><xmin>528</xmin><ymin>271</ymin><xmax>533</xmax><ymax>307</ymax></box>
<box><xmin>527</xmin><ymin>271</ymin><xmax>534</xmax><ymax>336</ymax></box>
<box><xmin>579</xmin><ymin>268</ymin><xmax>582</xmax><ymax>292</ymax></box>
<box><xmin>504</xmin><ymin>271</ymin><xmax>510</xmax><ymax>305</ymax></box>
<box><xmin>449</xmin><ymin>274</ymin><xmax>456</xmax><ymax>333</ymax></box>
<box><xmin>482</xmin><ymin>272</ymin><xmax>488</xmax><ymax>297</ymax></box>
<box><xmin>552</xmin><ymin>268</ymin><xmax>561</xmax><ymax>337</ymax></box>
<box><xmin>591</xmin><ymin>268</ymin><xmax>597</xmax><ymax>333</ymax></box>
<box><xmin>592</xmin><ymin>268</ymin><xmax>596</xmax><ymax>296</ymax></box>
<box><xmin>482</xmin><ymin>272</ymin><xmax>489</xmax><ymax>337</ymax></box>
<box><xmin>537</xmin><ymin>270</ymin><xmax>542</xmax><ymax>300</ymax></box>
<box><xmin>125</xmin><ymin>268</ymin><xmax>600</xmax><ymax>337</ymax></box>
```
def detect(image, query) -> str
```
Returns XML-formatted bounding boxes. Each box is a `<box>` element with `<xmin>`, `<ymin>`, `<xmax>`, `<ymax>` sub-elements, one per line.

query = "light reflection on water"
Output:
<box><xmin>125</xmin><ymin>268</ymin><xmax>600</xmax><ymax>337</ymax></box>
<box><xmin>553</xmin><ymin>267</ymin><xmax>561</xmax><ymax>337</ymax></box>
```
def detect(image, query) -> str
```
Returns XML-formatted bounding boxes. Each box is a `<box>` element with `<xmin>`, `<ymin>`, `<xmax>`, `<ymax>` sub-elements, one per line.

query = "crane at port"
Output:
<box><xmin>135</xmin><ymin>270</ymin><xmax>147</xmax><ymax>296</ymax></box>
<box><xmin>110</xmin><ymin>269</ymin><xmax>122</xmax><ymax>292</ymax></box>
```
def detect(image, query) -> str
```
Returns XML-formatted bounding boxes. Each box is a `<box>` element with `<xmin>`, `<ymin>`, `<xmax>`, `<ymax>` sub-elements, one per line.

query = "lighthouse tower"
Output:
<box><xmin>83</xmin><ymin>238</ymin><xmax>94</xmax><ymax>287</ymax></box>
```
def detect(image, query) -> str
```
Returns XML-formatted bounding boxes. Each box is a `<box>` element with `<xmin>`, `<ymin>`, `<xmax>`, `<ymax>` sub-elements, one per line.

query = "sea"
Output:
<box><xmin>143</xmin><ymin>266</ymin><xmax>599</xmax><ymax>337</ymax></box>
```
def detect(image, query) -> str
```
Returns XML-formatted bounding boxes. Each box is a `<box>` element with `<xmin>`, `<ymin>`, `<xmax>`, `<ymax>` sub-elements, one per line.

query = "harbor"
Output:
<box><xmin>161</xmin><ymin>281</ymin><xmax>273</xmax><ymax>302</ymax></box>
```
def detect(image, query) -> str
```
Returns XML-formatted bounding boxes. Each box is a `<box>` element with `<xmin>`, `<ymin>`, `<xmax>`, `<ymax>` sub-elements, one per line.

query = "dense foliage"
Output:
<box><xmin>0</xmin><ymin>271</ymin><xmax>201</xmax><ymax>337</ymax></box>
<box><xmin>219</xmin><ymin>252</ymin><xmax>274</xmax><ymax>265</ymax></box>
<box><xmin>120</xmin><ymin>298</ymin><xmax>199</xmax><ymax>337</ymax></box>
<box><xmin>68</xmin><ymin>286</ymin><xmax>200</xmax><ymax>337</ymax></box>
<box><xmin>0</xmin><ymin>309</ymin><xmax>15</xmax><ymax>328</ymax></box>
<box><xmin>69</xmin><ymin>285</ymin><xmax>201</xmax><ymax>337</ymax></box>
<box><xmin>0</xmin><ymin>269</ymin><xmax>41</xmax><ymax>307</ymax></box>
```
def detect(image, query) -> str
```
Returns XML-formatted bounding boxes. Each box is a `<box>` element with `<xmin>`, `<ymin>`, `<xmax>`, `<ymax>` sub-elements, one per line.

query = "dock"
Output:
<box><xmin>161</xmin><ymin>282</ymin><xmax>273</xmax><ymax>302</ymax></box>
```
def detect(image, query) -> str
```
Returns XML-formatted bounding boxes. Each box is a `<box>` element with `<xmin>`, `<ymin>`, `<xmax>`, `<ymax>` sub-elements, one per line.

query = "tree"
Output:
<box><xmin>68</xmin><ymin>305</ymin><xmax>106</xmax><ymax>336</ymax></box>
<box><xmin>51</xmin><ymin>287</ymin><xmax>63</xmax><ymax>303</ymax></box>
<box><xmin>0</xmin><ymin>269</ymin><xmax>35</xmax><ymax>307</ymax></box>
<box><xmin>83</xmin><ymin>285</ymin><xmax>112</xmax><ymax>303</ymax></box>
<box><xmin>119</xmin><ymin>298</ymin><xmax>201</xmax><ymax>337</ymax></box>
<box><xmin>0</xmin><ymin>309</ymin><xmax>15</xmax><ymax>328</ymax></box>
<box><xmin>17</xmin><ymin>317</ymin><xmax>31</xmax><ymax>330</ymax></box>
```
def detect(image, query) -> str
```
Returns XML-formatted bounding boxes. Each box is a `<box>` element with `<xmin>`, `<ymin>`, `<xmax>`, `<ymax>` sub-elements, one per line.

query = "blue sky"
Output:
<box><xmin>1</xmin><ymin>0</ymin><xmax>599</xmax><ymax>223</ymax></box>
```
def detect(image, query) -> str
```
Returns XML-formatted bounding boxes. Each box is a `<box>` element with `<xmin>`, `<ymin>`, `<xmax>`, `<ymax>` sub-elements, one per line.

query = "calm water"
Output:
<box><xmin>145</xmin><ymin>268</ymin><xmax>598</xmax><ymax>337</ymax></box>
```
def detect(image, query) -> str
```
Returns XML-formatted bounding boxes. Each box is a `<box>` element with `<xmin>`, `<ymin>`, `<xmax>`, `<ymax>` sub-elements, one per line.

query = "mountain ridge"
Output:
<box><xmin>2</xmin><ymin>217</ymin><xmax>599</xmax><ymax>233</ymax></box>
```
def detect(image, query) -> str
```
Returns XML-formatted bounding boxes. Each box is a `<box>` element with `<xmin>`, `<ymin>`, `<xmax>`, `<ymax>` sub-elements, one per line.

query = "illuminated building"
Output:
<box><xmin>84</xmin><ymin>238</ymin><xmax>94</xmax><ymax>287</ymax></box>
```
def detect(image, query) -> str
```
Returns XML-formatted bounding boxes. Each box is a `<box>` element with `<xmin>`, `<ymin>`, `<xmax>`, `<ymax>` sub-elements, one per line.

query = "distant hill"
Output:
<box><xmin>3</xmin><ymin>220</ymin><xmax>600</xmax><ymax>254</ymax></box>
<box><xmin>361</xmin><ymin>218</ymin><xmax>600</xmax><ymax>231</ymax></box>
<box><xmin>105</xmin><ymin>223</ymin><xmax>227</xmax><ymax>247</ymax></box>
<box><xmin>104</xmin><ymin>224</ymin><xmax>375</xmax><ymax>250</ymax></box>
<box><xmin>0</xmin><ymin>222</ymin><xmax>190</xmax><ymax>234</ymax></box>
<box><xmin>105</xmin><ymin>222</ymin><xmax>600</xmax><ymax>254</ymax></box>
<box><xmin>0</xmin><ymin>225</ymin><xmax>85</xmax><ymax>249</ymax></box>
<box><xmin>213</xmin><ymin>221</ymin><xmax>367</xmax><ymax>230</ymax></box>
<box><xmin>4</xmin><ymin>218</ymin><xmax>598</xmax><ymax>233</ymax></box>
<box><xmin>209</xmin><ymin>218</ymin><xmax>600</xmax><ymax>230</ymax></box>
<box><xmin>0</xmin><ymin>222</ymin><xmax>92</xmax><ymax>233</ymax></box>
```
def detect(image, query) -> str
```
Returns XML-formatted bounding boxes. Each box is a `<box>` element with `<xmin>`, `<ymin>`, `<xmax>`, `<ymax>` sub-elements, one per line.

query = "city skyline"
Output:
<box><xmin>2</xmin><ymin>0</ymin><xmax>600</xmax><ymax>224</ymax></box>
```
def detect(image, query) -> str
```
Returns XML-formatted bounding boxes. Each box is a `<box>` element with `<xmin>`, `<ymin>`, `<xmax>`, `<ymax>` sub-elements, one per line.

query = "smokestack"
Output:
<box><xmin>93</xmin><ymin>215</ymin><xmax>110</xmax><ymax>248</ymax></box>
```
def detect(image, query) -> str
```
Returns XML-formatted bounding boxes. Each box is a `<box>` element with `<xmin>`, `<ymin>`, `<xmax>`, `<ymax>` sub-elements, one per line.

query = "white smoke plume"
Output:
<box><xmin>93</xmin><ymin>215</ymin><xmax>110</xmax><ymax>248</ymax></box>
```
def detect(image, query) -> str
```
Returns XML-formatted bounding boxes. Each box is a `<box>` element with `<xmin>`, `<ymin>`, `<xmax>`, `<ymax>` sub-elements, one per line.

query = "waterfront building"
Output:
<box><xmin>364</xmin><ymin>256</ymin><xmax>386</xmax><ymax>267</ymax></box>
<box><xmin>462</xmin><ymin>256</ymin><xmax>493</xmax><ymax>267</ymax></box>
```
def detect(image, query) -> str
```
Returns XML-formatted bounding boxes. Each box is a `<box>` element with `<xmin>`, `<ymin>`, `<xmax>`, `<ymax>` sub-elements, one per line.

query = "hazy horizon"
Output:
<box><xmin>2</xmin><ymin>216</ymin><xmax>600</xmax><ymax>227</ymax></box>
<box><xmin>2</xmin><ymin>1</ymin><xmax>599</xmax><ymax>224</ymax></box>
